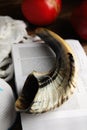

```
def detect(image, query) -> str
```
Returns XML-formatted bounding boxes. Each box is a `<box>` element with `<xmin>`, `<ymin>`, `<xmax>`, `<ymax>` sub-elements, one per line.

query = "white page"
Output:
<box><xmin>12</xmin><ymin>39</ymin><xmax>87</xmax><ymax>130</ymax></box>
<box><xmin>12</xmin><ymin>41</ymin><xmax>56</xmax><ymax>94</ymax></box>
<box><xmin>66</xmin><ymin>40</ymin><xmax>87</xmax><ymax>71</ymax></box>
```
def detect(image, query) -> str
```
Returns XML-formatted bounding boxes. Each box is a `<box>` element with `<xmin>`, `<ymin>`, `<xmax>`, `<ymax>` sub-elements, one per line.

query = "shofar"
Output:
<box><xmin>15</xmin><ymin>28</ymin><xmax>77</xmax><ymax>113</ymax></box>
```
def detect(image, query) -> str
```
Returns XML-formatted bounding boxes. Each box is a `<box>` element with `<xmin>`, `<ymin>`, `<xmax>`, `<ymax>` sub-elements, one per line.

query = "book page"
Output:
<box><xmin>12</xmin><ymin>39</ymin><xmax>87</xmax><ymax>130</ymax></box>
<box><xmin>12</xmin><ymin>41</ymin><xmax>56</xmax><ymax>94</ymax></box>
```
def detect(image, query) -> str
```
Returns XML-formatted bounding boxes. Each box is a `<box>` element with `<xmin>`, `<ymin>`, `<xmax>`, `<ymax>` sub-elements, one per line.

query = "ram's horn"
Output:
<box><xmin>15</xmin><ymin>28</ymin><xmax>77</xmax><ymax>113</ymax></box>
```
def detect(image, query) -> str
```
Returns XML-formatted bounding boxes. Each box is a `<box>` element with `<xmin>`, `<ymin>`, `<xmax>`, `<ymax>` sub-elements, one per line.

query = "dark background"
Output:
<box><xmin>0</xmin><ymin>0</ymin><xmax>82</xmax><ymax>40</ymax></box>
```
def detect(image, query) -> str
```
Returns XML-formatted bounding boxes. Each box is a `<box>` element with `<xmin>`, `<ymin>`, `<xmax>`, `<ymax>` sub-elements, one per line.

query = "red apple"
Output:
<box><xmin>21</xmin><ymin>0</ymin><xmax>62</xmax><ymax>26</ymax></box>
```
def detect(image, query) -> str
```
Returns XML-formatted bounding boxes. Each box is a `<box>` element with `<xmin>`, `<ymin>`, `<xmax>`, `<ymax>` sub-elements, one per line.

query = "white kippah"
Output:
<box><xmin>0</xmin><ymin>78</ymin><xmax>16</xmax><ymax>130</ymax></box>
<box><xmin>0</xmin><ymin>16</ymin><xmax>29</xmax><ymax>81</ymax></box>
<box><xmin>0</xmin><ymin>16</ymin><xmax>28</xmax><ymax>63</ymax></box>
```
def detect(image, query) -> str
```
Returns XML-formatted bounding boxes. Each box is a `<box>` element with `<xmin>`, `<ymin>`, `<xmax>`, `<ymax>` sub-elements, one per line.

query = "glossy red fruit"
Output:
<box><xmin>21</xmin><ymin>0</ymin><xmax>61</xmax><ymax>26</ymax></box>
<box><xmin>71</xmin><ymin>1</ymin><xmax>87</xmax><ymax>40</ymax></box>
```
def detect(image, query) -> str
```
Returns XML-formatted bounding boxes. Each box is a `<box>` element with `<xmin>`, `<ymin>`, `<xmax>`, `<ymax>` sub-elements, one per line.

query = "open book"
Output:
<box><xmin>12</xmin><ymin>39</ymin><xmax>87</xmax><ymax>130</ymax></box>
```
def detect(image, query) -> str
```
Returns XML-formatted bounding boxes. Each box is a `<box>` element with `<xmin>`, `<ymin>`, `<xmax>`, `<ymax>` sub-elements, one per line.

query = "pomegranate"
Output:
<box><xmin>21</xmin><ymin>0</ymin><xmax>61</xmax><ymax>26</ymax></box>
<box><xmin>71</xmin><ymin>1</ymin><xmax>87</xmax><ymax>40</ymax></box>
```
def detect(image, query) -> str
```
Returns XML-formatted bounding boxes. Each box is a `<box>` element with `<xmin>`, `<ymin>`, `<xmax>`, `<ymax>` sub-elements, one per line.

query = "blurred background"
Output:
<box><xmin>0</xmin><ymin>0</ymin><xmax>82</xmax><ymax>40</ymax></box>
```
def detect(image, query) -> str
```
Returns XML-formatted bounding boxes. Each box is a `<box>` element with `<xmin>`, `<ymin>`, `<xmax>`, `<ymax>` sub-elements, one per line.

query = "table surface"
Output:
<box><xmin>0</xmin><ymin>0</ymin><xmax>87</xmax><ymax>129</ymax></box>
